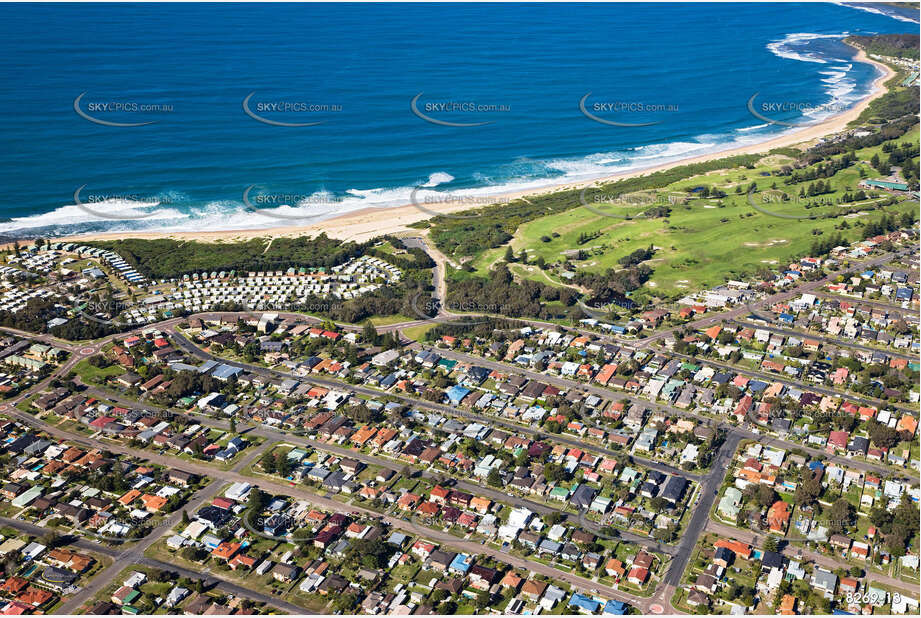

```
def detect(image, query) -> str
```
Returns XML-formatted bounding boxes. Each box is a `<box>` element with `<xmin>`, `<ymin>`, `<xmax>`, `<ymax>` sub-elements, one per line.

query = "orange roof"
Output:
<box><xmin>61</xmin><ymin>446</ymin><xmax>84</xmax><ymax>463</ymax></box>
<box><xmin>704</xmin><ymin>325</ymin><xmax>722</xmax><ymax>340</ymax></box>
<box><xmin>350</xmin><ymin>425</ymin><xmax>377</xmax><ymax>445</ymax></box>
<box><xmin>417</xmin><ymin>501</ymin><xmax>440</xmax><ymax>516</ymax></box>
<box><xmin>212</xmin><ymin>542</ymin><xmax>241</xmax><ymax>560</ymax></box>
<box><xmin>0</xmin><ymin>577</ymin><xmax>28</xmax><ymax>594</ymax></box>
<box><xmin>372</xmin><ymin>428</ymin><xmax>397</xmax><ymax>446</ymax></box>
<box><xmin>605</xmin><ymin>558</ymin><xmax>625</xmax><ymax>576</ymax></box>
<box><xmin>17</xmin><ymin>586</ymin><xmax>53</xmax><ymax>607</ymax></box>
<box><xmin>118</xmin><ymin>489</ymin><xmax>142</xmax><ymax>506</ymax></box>
<box><xmin>714</xmin><ymin>538</ymin><xmax>752</xmax><ymax>559</ymax></box>
<box><xmin>141</xmin><ymin>494</ymin><xmax>168</xmax><ymax>512</ymax></box>
<box><xmin>738</xmin><ymin>468</ymin><xmax>762</xmax><ymax>484</ymax></box>
<box><xmin>627</xmin><ymin>566</ymin><xmax>649</xmax><ymax>583</ymax></box>
<box><xmin>767</xmin><ymin>500</ymin><xmax>790</xmax><ymax>531</ymax></box>
<box><xmin>897</xmin><ymin>415</ymin><xmax>918</xmax><ymax>435</ymax></box>
<box><xmin>69</xmin><ymin>554</ymin><xmax>93</xmax><ymax>572</ymax></box>
<box><xmin>470</xmin><ymin>496</ymin><xmax>492</xmax><ymax>513</ymax></box>
<box><xmin>346</xmin><ymin>522</ymin><xmax>366</xmax><ymax>534</ymax></box>
<box><xmin>230</xmin><ymin>553</ymin><xmax>256</xmax><ymax>569</ymax></box>
<box><xmin>397</xmin><ymin>493</ymin><xmax>420</xmax><ymax>509</ymax></box>
<box><xmin>430</xmin><ymin>485</ymin><xmax>450</xmax><ymax>501</ymax></box>
<box><xmin>779</xmin><ymin>594</ymin><xmax>796</xmax><ymax>614</ymax></box>
<box><xmin>500</xmin><ymin>571</ymin><xmax>522</xmax><ymax>589</ymax></box>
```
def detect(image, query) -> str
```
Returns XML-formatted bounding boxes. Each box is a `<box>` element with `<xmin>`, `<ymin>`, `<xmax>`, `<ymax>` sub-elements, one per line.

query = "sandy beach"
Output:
<box><xmin>55</xmin><ymin>46</ymin><xmax>895</xmax><ymax>247</ymax></box>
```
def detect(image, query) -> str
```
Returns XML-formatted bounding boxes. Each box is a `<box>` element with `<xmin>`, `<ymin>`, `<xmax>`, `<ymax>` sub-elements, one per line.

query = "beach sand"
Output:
<box><xmin>53</xmin><ymin>47</ymin><xmax>895</xmax><ymax>247</ymax></box>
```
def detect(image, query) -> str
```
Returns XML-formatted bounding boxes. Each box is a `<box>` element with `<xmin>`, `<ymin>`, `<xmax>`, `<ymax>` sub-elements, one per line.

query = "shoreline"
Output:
<box><xmin>26</xmin><ymin>45</ymin><xmax>896</xmax><ymax>247</ymax></box>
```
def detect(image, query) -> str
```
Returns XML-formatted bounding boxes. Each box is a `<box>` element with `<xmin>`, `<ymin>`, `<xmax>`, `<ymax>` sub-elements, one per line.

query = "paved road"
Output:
<box><xmin>401</xmin><ymin>235</ymin><xmax>448</xmax><ymax>310</ymax></box>
<box><xmin>11</xmin><ymin>406</ymin><xmax>655</xmax><ymax>611</ymax></box>
<box><xmin>55</xmin><ymin>479</ymin><xmax>228</xmax><ymax>614</ymax></box>
<box><xmin>704</xmin><ymin>520</ymin><xmax>918</xmax><ymax>597</ymax></box>
<box><xmin>0</xmin><ymin>515</ymin><xmax>306</xmax><ymax>614</ymax></box>
<box><xmin>408</xmin><ymin>340</ymin><xmax>914</xmax><ymax>482</ymax></box>
<box><xmin>727</xmin><ymin>318</ymin><xmax>919</xmax><ymax>362</ymax></box>
<box><xmin>169</xmin><ymin>328</ymin><xmax>702</xmax><ymax>482</ymax></box>
<box><xmin>662</xmin><ymin>433</ymin><xmax>742</xmax><ymax>587</ymax></box>
<box><xmin>666</xmin><ymin>348</ymin><xmax>918</xmax><ymax>415</ymax></box>
<box><xmin>78</xmin><ymin>378</ymin><xmax>674</xmax><ymax>557</ymax></box>
<box><xmin>815</xmin><ymin>291</ymin><xmax>914</xmax><ymax>315</ymax></box>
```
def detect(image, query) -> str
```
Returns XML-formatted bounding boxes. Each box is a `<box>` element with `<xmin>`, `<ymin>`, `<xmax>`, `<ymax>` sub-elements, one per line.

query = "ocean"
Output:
<box><xmin>0</xmin><ymin>1</ymin><xmax>915</xmax><ymax>237</ymax></box>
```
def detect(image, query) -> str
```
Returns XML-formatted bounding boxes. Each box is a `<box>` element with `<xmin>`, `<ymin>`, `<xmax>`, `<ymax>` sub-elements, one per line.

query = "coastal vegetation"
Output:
<box><xmin>407</xmin><ymin>34</ymin><xmax>921</xmax><ymax>316</ymax></box>
<box><xmin>846</xmin><ymin>33</ymin><xmax>920</xmax><ymax>60</ymax></box>
<box><xmin>411</xmin><ymin>154</ymin><xmax>763</xmax><ymax>257</ymax></box>
<box><xmin>433</xmin><ymin>119</ymin><xmax>918</xmax><ymax>309</ymax></box>
<box><xmin>88</xmin><ymin>235</ymin><xmax>365</xmax><ymax>280</ymax></box>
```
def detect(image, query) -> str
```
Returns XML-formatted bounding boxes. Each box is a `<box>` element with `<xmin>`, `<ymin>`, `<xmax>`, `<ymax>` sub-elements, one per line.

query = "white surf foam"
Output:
<box><xmin>767</xmin><ymin>32</ymin><xmax>849</xmax><ymax>65</ymax></box>
<box><xmin>0</xmin><ymin>198</ymin><xmax>188</xmax><ymax>233</ymax></box>
<box><xmin>736</xmin><ymin>123</ymin><xmax>770</xmax><ymax>132</ymax></box>
<box><xmin>833</xmin><ymin>1</ymin><xmax>920</xmax><ymax>24</ymax></box>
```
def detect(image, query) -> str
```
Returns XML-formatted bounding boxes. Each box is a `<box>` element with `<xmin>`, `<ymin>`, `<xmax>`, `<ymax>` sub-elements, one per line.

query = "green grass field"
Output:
<box><xmin>465</xmin><ymin>129</ymin><xmax>918</xmax><ymax>299</ymax></box>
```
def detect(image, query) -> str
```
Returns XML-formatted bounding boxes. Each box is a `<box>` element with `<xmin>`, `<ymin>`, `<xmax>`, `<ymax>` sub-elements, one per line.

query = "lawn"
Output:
<box><xmin>401</xmin><ymin>323</ymin><xmax>437</xmax><ymax>341</ymax></box>
<box><xmin>459</xmin><ymin>126</ymin><xmax>918</xmax><ymax>299</ymax></box>
<box><xmin>72</xmin><ymin>358</ymin><xmax>124</xmax><ymax>384</ymax></box>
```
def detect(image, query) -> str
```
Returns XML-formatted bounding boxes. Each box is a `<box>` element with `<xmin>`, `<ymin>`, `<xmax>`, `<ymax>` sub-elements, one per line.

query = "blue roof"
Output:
<box><xmin>568</xmin><ymin>593</ymin><xmax>600</xmax><ymax>612</ymax></box>
<box><xmin>808</xmin><ymin>461</ymin><xmax>824</xmax><ymax>471</ymax></box>
<box><xmin>212</xmin><ymin>364</ymin><xmax>242</xmax><ymax>380</ymax></box>
<box><xmin>603</xmin><ymin>600</ymin><xmax>628</xmax><ymax>615</ymax></box>
<box><xmin>779</xmin><ymin>313</ymin><xmax>795</xmax><ymax>322</ymax></box>
<box><xmin>446</xmin><ymin>385</ymin><xmax>471</xmax><ymax>404</ymax></box>
<box><xmin>449</xmin><ymin>553</ymin><xmax>472</xmax><ymax>573</ymax></box>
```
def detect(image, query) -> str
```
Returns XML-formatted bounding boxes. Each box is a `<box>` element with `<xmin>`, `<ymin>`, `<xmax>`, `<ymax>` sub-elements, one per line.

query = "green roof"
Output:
<box><xmin>550</xmin><ymin>485</ymin><xmax>570</xmax><ymax>498</ymax></box>
<box><xmin>864</xmin><ymin>179</ymin><xmax>909</xmax><ymax>191</ymax></box>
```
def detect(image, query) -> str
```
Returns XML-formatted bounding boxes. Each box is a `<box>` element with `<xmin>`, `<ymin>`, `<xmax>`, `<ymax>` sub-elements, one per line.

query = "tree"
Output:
<box><xmin>543</xmin><ymin>462</ymin><xmax>567</xmax><ymax>483</ymax></box>
<box><xmin>362</xmin><ymin>321</ymin><xmax>379</xmax><ymax>344</ymax></box>
<box><xmin>247</xmin><ymin>487</ymin><xmax>267</xmax><ymax>514</ymax></box>
<box><xmin>333</xmin><ymin>593</ymin><xmax>358</xmax><ymax>613</ymax></box>
<box><xmin>259</xmin><ymin>451</ymin><xmax>276</xmax><ymax>474</ymax></box>
<box><xmin>756</xmin><ymin>485</ymin><xmax>779</xmax><ymax>508</ymax></box>
<box><xmin>794</xmin><ymin>475</ymin><xmax>822</xmax><ymax>507</ymax></box>
<box><xmin>868</xmin><ymin>421</ymin><xmax>901</xmax><ymax>450</ymax></box>
<box><xmin>826</xmin><ymin>498</ymin><xmax>855</xmax><ymax>535</ymax></box>
<box><xmin>486</xmin><ymin>467</ymin><xmax>502</xmax><ymax>487</ymax></box>
<box><xmin>763</xmin><ymin>536</ymin><xmax>779</xmax><ymax>552</ymax></box>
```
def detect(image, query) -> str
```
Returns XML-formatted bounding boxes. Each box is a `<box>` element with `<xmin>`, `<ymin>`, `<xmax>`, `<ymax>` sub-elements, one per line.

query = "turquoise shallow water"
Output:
<box><xmin>0</xmin><ymin>2</ymin><xmax>914</xmax><ymax>237</ymax></box>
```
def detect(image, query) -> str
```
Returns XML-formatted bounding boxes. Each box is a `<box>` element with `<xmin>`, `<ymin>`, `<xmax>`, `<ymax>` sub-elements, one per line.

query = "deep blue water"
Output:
<box><xmin>0</xmin><ymin>2</ymin><xmax>915</xmax><ymax>236</ymax></box>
